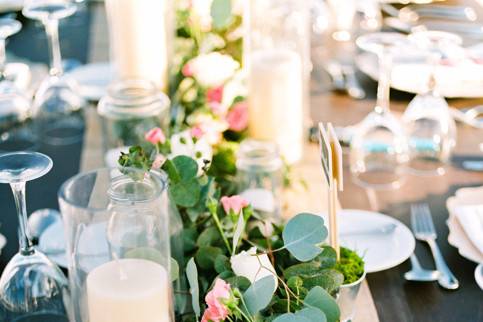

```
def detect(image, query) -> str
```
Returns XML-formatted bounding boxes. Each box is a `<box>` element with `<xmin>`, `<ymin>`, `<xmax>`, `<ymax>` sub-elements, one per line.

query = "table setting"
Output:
<box><xmin>0</xmin><ymin>0</ymin><xmax>482</xmax><ymax>322</ymax></box>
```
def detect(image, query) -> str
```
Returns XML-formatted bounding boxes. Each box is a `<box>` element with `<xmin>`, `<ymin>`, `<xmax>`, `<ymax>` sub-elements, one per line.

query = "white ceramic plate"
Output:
<box><xmin>475</xmin><ymin>264</ymin><xmax>483</xmax><ymax>290</ymax></box>
<box><xmin>356</xmin><ymin>52</ymin><xmax>483</xmax><ymax>98</ymax></box>
<box><xmin>66</xmin><ymin>62</ymin><xmax>114</xmax><ymax>101</ymax></box>
<box><xmin>324</xmin><ymin>209</ymin><xmax>415</xmax><ymax>273</ymax></box>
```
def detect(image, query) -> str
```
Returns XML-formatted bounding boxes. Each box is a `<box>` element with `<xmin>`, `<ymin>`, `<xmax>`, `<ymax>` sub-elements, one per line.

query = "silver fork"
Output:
<box><xmin>411</xmin><ymin>203</ymin><xmax>459</xmax><ymax>290</ymax></box>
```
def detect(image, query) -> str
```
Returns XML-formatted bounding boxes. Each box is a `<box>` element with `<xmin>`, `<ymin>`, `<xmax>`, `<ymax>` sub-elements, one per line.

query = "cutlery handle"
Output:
<box><xmin>427</xmin><ymin>239</ymin><xmax>459</xmax><ymax>290</ymax></box>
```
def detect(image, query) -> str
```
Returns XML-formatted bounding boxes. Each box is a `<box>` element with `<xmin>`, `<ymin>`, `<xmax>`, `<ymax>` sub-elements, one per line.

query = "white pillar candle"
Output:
<box><xmin>248</xmin><ymin>49</ymin><xmax>304</xmax><ymax>164</ymax></box>
<box><xmin>87</xmin><ymin>258</ymin><xmax>171</xmax><ymax>322</ymax></box>
<box><xmin>105</xmin><ymin>0</ymin><xmax>170</xmax><ymax>91</ymax></box>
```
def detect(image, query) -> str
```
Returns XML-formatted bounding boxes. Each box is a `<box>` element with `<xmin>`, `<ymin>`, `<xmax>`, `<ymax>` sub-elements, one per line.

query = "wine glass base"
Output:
<box><xmin>406</xmin><ymin>158</ymin><xmax>446</xmax><ymax>177</ymax></box>
<box><xmin>0</xmin><ymin>250</ymin><xmax>68</xmax><ymax>319</ymax></box>
<box><xmin>352</xmin><ymin>169</ymin><xmax>406</xmax><ymax>191</ymax></box>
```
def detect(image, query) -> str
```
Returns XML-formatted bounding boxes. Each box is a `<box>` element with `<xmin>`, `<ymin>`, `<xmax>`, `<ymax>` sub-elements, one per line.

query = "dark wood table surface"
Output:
<box><xmin>1</xmin><ymin>2</ymin><xmax>483</xmax><ymax>322</ymax></box>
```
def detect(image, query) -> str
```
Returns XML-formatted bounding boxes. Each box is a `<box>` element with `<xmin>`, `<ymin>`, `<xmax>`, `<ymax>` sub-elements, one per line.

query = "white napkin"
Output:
<box><xmin>454</xmin><ymin>205</ymin><xmax>483</xmax><ymax>256</ymax></box>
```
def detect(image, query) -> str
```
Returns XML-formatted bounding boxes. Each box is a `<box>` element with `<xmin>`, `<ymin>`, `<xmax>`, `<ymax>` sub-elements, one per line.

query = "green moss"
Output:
<box><xmin>335</xmin><ymin>247</ymin><xmax>365</xmax><ymax>284</ymax></box>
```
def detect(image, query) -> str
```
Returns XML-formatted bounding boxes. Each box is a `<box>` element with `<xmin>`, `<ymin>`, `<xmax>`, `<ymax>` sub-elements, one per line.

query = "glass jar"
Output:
<box><xmin>58</xmin><ymin>168</ymin><xmax>173</xmax><ymax>322</ymax></box>
<box><xmin>236</xmin><ymin>140</ymin><xmax>283</xmax><ymax>221</ymax></box>
<box><xmin>245</xmin><ymin>0</ymin><xmax>310</xmax><ymax>164</ymax></box>
<box><xmin>98</xmin><ymin>79</ymin><xmax>170</xmax><ymax>167</ymax></box>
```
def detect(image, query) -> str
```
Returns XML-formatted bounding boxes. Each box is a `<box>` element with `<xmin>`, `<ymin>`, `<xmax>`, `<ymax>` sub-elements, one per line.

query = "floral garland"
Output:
<box><xmin>119</xmin><ymin>1</ymin><xmax>364</xmax><ymax>322</ymax></box>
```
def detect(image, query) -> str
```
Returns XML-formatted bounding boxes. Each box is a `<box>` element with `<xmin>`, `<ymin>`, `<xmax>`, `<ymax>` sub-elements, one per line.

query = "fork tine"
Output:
<box><xmin>410</xmin><ymin>204</ymin><xmax>419</xmax><ymax>232</ymax></box>
<box><xmin>421</xmin><ymin>203</ymin><xmax>436</xmax><ymax>234</ymax></box>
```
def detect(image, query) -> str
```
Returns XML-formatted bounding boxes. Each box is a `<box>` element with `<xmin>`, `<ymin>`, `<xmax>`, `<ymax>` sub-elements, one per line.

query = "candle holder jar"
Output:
<box><xmin>245</xmin><ymin>0</ymin><xmax>310</xmax><ymax>164</ymax></box>
<box><xmin>98</xmin><ymin>79</ymin><xmax>170</xmax><ymax>167</ymax></box>
<box><xmin>58</xmin><ymin>168</ymin><xmax>174</xmax><ymax>322</ymax></box>
<box><xmin>236</xmin><ymin>139</ymin><xmax>283</xmax><ymax>221</ymax></box>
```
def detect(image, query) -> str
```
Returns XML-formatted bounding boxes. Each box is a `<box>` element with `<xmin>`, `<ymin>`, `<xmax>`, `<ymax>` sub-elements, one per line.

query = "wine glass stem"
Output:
<box><xmin>0</xmin><ymin>38</ymin><xmax>6</xmax><ymax>79</ymax></box>
<box><xmin>375</xmin><ymin>49</ymin><xmax>392</xmax><ymax>115</ymax></box>
<box><xmin>44</xmin><ymin>19</ymin><xmax>63</xmax><ymax>76</ymax></box>
<box><xmin>10</xmin><ymin>182</ymin><xmax>34</xmax><ymax>255</ymax></box>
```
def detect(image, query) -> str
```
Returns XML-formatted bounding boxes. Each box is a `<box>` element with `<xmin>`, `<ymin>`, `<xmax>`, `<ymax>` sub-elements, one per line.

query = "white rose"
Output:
<box><xmin>189</xmin><ymin>53</ymin><xmax>240</xmax><ymax>88</ymax></box>
<box><xmin>169</xmin><ymin>130</ymin><xmax>213</xmax><ymax>174</ymax></box>
<box><xmin>230</xmin><ymin>247</ymin><xmax>278</xmax><ymax>289</ymax></box>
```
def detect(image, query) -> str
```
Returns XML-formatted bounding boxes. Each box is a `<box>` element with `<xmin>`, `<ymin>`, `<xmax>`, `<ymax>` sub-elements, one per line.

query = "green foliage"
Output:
<box><xmin>186</xmin><ymin>258</ymin><xmax>200</xmax><ymax>318</ymax></box>
<box><xmin>282</xmin><ymin>213</ymin><xmax>328</xmax><ymax>262</ymax></box>
<box><xmin>243</xmin><ymin>276</ymin><xmax>277</xmax><ymax>315</ymax></box>
<box><xmin>211</xmin><ymin>0</ymin><xmax>232</xmax><ymax>30</ymax></box>
<box><xmin>304</xmin><ymin>287</ymin><xmax>340</xmax><ymax>322</ymax></box>
<box><xmin>335</xmin><ymin>247</ymin><xmax>365</xmax><ymax>284</ymax></box>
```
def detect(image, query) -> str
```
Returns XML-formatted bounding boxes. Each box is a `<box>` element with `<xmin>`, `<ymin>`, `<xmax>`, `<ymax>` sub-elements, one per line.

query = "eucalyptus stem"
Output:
<box><xmin>209</xmin><ymin>206</ymin><xmax>232</xmax><ymax>254</ymax></box>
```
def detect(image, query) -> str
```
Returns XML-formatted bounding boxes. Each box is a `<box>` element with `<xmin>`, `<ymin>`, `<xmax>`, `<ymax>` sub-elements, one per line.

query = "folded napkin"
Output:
<box><xmin>454</xmin><ymin>205</ymin><xmax>483</xmax><ymax>256</ymax></box>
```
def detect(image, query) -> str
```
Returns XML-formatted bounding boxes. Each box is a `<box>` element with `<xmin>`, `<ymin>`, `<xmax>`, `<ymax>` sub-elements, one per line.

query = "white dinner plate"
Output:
<box><xmin>475</xmin><ymin>264</ymin><xmax>483</xmax><ymax>290</ymax></box>
<box><xmin>66</xmin><ymin>62</ymin><xmax>114</xmax><ymax>101</ymax></box>
<box><xmin>324</xmin><ymin>209</ymin><xmax>415</xmax><ymax>273</ymax></box>
<box><xmin>356</xmin><ymin>52</ymin><xmax>483</xmax><ymax>98</ymax></box>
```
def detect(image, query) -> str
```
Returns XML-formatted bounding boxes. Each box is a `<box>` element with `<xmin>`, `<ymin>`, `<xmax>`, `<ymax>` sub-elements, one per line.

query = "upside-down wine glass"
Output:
<box><xmin>22</xmin><ymin>0</ymin><xmax>85</xmax><ymax>146</ymax></box>
<box><xmin>403</xmin><ymin>30</ymin><xmax>460</xmax><ymax>176</ymax></box>
<box><xmin>0</xmin><ymin>18</ymin><xmax>22</xmax><ymax>94</ymax></box>
<box><xmin>0</xmin><ymin>152</ymin><xmax>69</xmax><ymax>322</ymax></box>
<box><xmin>350</xmin><ymin>32</ymin><xmax>409</xmax><ymax>190</ymax></box>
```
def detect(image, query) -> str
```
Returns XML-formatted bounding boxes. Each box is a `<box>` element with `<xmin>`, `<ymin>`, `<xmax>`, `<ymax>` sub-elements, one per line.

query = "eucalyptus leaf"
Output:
<box><xmin>172</xmin><ymin>155</ymin><xmax>199</xmax><ymax>180</ymax></box>
<box><xmin>225</xmin><ymin>276</ymin><xmax>251</xmax><ymax>292</ymax></box>
<box><xmin>210</xmin><ymin>0</ymin><xmax>232</xmax><ymax>30</ymax></box>
<box><xmin>195</xmin><ymin>246</ymin><xmax>223</xmax><ymax>270</ymax></box>
<box><xmin>182</xmin><ymin>227</ymin><xmax>198</xmax><ymax>252</ymax></box>
<box><xmin>272</xmin><ymin>313</ymin><xmax>310</xmax><ymax>322</ymax></box>
<box><xmin>186</xmin><ymin>258</ymin><xmax>201</xmax><ymax>318</ymax></box>
<box><xmin>302</xmin><ymin>269</ymin><xmax>344</xmax><ymax>294</ymax></box>
<box><xmin>170</xmin><ymin>178</ymin><xmax>201</xmax><ymax>207</ymax></box>
<box><xmin>197</xmin><ymin>226</ymin><xmax>222</xmax><ymax>247</ymax></box>
<box><xmin>315</xmin><ymin>246</ymin><xmax>337</xmax><ymax>269</ymax></box>
<box><xmin>304</xmin><ymin>286</ymin><xmax>340</xmax><ymax>322</ymax></box>
<box><xmin>282</xmin><ymin>213</ymin><xmax>328</xmax><ymax>262</ymax></box>
<box><xmin>243</xmin><ymin>275</ymin><xmax>276</xmax><ymax>315</ymax></box>
<box><xmin>284</xmin><ymin>262</ymin><xmax>321</xmax><ymax>279</ymax></box>
<box><xmin>170</xmin><ymin>257</ymin><xmax>180</xmax><ymax>282</ymax></box>
<box><xmin>297</xmin><ymin>307</ymin><xmax>327</xmax><ymax>322</ymax></box>
<box><xmin>214</xmin><ymin>255</ymin><xmax>231</xmax><ymax>274</ymax></box>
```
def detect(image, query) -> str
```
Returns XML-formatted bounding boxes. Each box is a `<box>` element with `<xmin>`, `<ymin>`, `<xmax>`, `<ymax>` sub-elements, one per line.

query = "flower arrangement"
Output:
<box><xmin>119</xmin><ymin>126</ymin><xmax>364</xmax><ymax>322</ymax></box>
<box><xmin>118</xmin><ymin>1</ymin><xmax>364</xmax><ymax>321</ymax></box>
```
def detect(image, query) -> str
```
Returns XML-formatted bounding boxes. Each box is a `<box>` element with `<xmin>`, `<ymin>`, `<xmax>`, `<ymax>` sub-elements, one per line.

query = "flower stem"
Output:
<box><xmin>210</xmin><ymin>205</ymin><xmax>232</xmax><ymax>254</ymax></box>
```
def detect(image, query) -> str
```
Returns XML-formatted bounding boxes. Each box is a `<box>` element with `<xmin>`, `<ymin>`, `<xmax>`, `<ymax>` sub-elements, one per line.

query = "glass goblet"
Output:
<box><xmin>0</xmin><ymin>152</ymin><xmax>69</xmax><ymax>322</ymax></box>
<box><xmin>22</xmin><ymin>0</ymin><xmax>85</xmax><ymax>146</ymax></box>
<box><xmin>0</xmin><ymin>18</ymin><xmax>22</xmax><ymax>94</ymax></box>
<box><xmin>403</xmin><ymin>31</ymin><xmax>461</xmax><ymax>176</ymax></box>
<box><xmin>350</xmin><ymin>32</ymin><xmax>410</xmax><ymax>190</ymax></box>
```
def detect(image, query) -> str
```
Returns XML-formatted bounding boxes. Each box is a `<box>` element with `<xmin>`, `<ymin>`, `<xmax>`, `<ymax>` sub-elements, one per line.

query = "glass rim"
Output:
<box><xmin>58</xmin><ymin>167</ymin><xmax>167</xmax><ymax>212</ymax></box>
<box><xmin>98</xmin><ymin>79</ymin><xmax>170</xmax><ymax>119</ymax></box>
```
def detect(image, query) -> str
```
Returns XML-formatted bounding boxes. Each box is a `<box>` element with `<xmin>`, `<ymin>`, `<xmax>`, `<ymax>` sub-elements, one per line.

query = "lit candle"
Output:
<box><xmin>248</xmin><ymin>49</ymin><xmax>304</xmax><ymax>164</ymax></box>
<box><xmin>105</xmin><ymin>0</ymin><xmax>170</xmax><ymax>91</ymax></box>
<box><xmin>87</xmin><ymin>258</ymin><xmax>171</xmax><ymax>322</ymax></box>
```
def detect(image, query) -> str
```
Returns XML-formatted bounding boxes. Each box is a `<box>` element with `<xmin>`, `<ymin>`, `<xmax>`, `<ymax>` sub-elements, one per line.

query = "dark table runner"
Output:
<box><xmin>367</xmin><ymin>181</ymin><xmax>483</xmax><ymax>322</ymax></box>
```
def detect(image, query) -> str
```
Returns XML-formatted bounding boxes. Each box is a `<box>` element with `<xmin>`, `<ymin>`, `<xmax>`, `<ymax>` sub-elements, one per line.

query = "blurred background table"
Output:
<box><xmin>0</xmin><ymin>1</ymin><xmax>482</xmax><ymax>322</ymax></box>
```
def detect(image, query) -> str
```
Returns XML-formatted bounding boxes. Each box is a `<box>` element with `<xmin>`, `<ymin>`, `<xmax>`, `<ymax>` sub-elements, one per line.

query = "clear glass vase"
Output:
<box><xmin>98</xmin><ymin>79</ymin><xmax>170</xmax><ymax>167</ymax></box>
<box><xmin>58</xmin><ymin>168</ymin><xmax>174</xmax><ymax>322</ymax></box>
<box><xmin>245</xmin><ymin>0</ymin><xmax>310</xmax><ymax>164</ymax></box>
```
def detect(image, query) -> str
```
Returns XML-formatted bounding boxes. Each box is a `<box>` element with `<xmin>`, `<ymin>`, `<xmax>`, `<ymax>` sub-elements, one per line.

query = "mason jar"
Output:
<box><xmin>236</xmin><ymin>139</ymin><xmax>283</xmax><ymax>221</ymax></box>
<box><xmin>98</xmin><ymin>79</ymin><xmax>170</xmax><ymax>167</ymax></box>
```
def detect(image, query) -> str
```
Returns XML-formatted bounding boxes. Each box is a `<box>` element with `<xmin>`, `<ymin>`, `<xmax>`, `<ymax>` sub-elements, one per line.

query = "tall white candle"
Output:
<box><xmin>105</xmin><ymin>0</ymin><xmax>170</xmax><ymax>91</ymax></box>
<box><xmin>87</xmin><ymin>258</ymin><xmax>171</xmax><ymax>322</ymax></box>
<box><xmin>248</xmin><ymin>49</ymin><xmax>304</xmax><ymax>164</ymax></box>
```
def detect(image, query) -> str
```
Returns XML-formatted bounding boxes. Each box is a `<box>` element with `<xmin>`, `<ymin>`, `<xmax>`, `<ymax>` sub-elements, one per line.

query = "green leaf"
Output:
<box><xmin>170</xmin><ymin>178</ymin><xmax>201</xmax><ymax>207</ymax></box>
<box><xmin>197</xmin><ymin>227</ymin><xmax>222</xmax><ymax>247</ymax></box>
<box><xmin>284</xmin><ymin>262</ymin><xmax>321</xmax><ymax>280</ymax></box>
<box><xmin>172</xmin><ymin>155</ymin><xmax>199</xmax><ymax>180</ymax></box>
<box><xmin>232</xmin><ymin>211</ymin><xmax>245</xmax><ymax>255</ymax></box>
<box><xmin>195</xmin><ymin>246</ymin><xmax>223</xmax><ymax>270</ymax></box>
<box><xmin>170</xmin><ymin>257</ymin><xmax>180</xmax><ymax>282</ymax></box>
<box><xmin>315</xmin><ymin>246</ymin><xmax>337</xmax><ymax>269</ymax></box>
<box><xmin>304</xmin><ymin>287</ymin><xmax>340</xmax><ymax>322</ymax></box>
<box><xmin>211</xmin><ymin>0</ymin><xmax>232</xmax><ymax>30</ymax></box>
<box><xmin>297</xmin><ymin>307</ymin><xmax>327</xmax><ymax>322</ymax></box>
<box><xmin>214</xmin><ymin>255</ymin><xmax>231</xmax><ymax>274</ymax></box>
<box><xmin>186</xmin><ymin>258</ymin><xmax>201</xmax><ymax>319</ymax></box>
<box><xmin>273</xmin><ymin>314</ymin><xmax>310</xmax><ymax>322</ymax></box>
<box><xmin>300</xmin><ymin>269</ymin><xmax>344</xmax><ymax>295</ymax></box>
<box><xmin>162</xmin><ymin>159</ymin><xmax>181</xmax><ymax>183</ymax></box>
<box><xmin>243</xmin><ymin>276</ymin><xmax>276</xmax><ymax>315</ymax></box>
<box><xmin>182</xmin><ymin>227</ymin><xmax>198</xmax><ymax>252</ymax></box>
<box><xmin>225</xmin><ymin>276</ymin><xmax>251</xmax><ymax>292</ymax></box>
<box><xmin>282</xmin><ymin>213</ymin><xmax>328</xmax><ymax>262</ymax></box>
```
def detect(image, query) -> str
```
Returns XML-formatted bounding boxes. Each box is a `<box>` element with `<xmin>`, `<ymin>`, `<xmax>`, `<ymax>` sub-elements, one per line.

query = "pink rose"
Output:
<box><xmin>145</xmin><ymin>128</ymin><xmax>166</xmax><ymax>145</ymax></box>
<box><xmin>151</xmin><ymin>154</ymin><xmax>166</xmax><ymax>170</ymax></box>
<box><xmin>191</xmin><ymin>125</ymin><xmax>204</xmax><ymax>139</ymax></box>
<box><xmin>221</xmin><ymin>195</ymin><xmax>249</xmax><ymax>215</ymax></box>
<box><xmin>182</xmin><ymin>63</ymin><xmax>194</xmax><ymax>77</ymax></box>
<box><xmin>201</xmin><ymin>279</ymin><xmax>231</xmax><ymax>322</ymax></box>
<box><xmin>206</xmin><ymin>86</ymin><xmax>224</xmax><ymax>103</ymax></box>
<box><xmin>226</xmin><ymin>102</ymin><xmax>248</xmax><ymax>132</ymax></box>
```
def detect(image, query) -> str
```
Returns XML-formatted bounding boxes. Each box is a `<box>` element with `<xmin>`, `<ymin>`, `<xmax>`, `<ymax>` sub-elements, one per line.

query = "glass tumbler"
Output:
<box><xmin>58</xmin><ymin>168</ymin><xmax>174</xmax><ymax>322</ymax></box>
<box><xmin>236</xmin><ymin>139</ymin><xmax>283</xmax><ymax>221</ymax></box>
<box><xmin>98</xmin><ymin>79</ymin><xmax>170</xmax><ymax>167</ymax></box>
